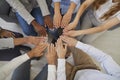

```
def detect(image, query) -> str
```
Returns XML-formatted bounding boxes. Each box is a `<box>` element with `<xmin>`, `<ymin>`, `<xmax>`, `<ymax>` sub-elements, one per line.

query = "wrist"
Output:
<box><xmin>48</xmin><ymin>61</ymin><xmax>55</xmax><ymax>65</ymax></box>
<box><xmin>27</xmin><ymin>51</ymin><xmax>34</xmax><ymax>58</ymax></box>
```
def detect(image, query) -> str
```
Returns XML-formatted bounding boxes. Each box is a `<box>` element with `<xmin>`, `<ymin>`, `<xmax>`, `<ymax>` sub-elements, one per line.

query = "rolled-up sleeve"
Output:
<box><xmin>6</xmin><ymin>0</ymin><xmax>34</xmax><ymax>24</ymax></box>
<box><xmin>52</xmin><ymin>0</ymin><xmax>61</xmax><ymax>2</ymax></box>
<box><xmin>0</xmin><ymin>38</ymin><xmax>14</xmax><ymax>49</ymax></box>
<box><xmin>71</xmin><ymin>0</ymin><xmax>80</xmax><ymax>5</ymax></box>
<box><xmin>117</xmin><ymin>14</ymin><xmax>120</xmax><ymax>21</ymax></box>
<box><xmin>37</xmin><ymin>0</ymin><xmax>50</xmax><ymax>16</ymax></box>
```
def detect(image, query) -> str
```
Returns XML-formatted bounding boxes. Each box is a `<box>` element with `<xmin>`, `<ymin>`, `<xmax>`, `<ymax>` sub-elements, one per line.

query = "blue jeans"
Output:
<box><xmin>16</xmin><ymin>7</ymin><xmax>59</xmax><ymax>39</ymax></box>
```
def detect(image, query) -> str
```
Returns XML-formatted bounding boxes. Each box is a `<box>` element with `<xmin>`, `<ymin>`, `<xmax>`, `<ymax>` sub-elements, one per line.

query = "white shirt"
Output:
<box><xmin>6</xmin><ymin>0</ymin><xmax>50</xmax><ymax>24</ymax></box>
<box><xmin>74</xmin><ymin>41</ymin><xmax>120</xmax><ymax>80</ymax></box>
<box><xmin>0</xmin><ymin>54</ymin><xmax>30</xmax><ymax>80</ymax></box>
<box><xmin>47</xmin><ymin>59</ymin><xmax>66</xmax><ymax>80</ymax></box>
<box><xmin>0</xmin><ymin>38</ymin><xmax>14</xmax><ymax>50</ymax></box>
<box><xmin>94</xmin><ymin>0</ymin><xmax>120</xmax><ymax>23</ymax></box>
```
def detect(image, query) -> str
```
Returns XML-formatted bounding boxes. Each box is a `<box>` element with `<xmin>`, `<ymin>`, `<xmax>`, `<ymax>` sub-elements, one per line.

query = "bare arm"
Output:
<box><xmin>74</xmin><ymin>0</ymin><xmax>95</xmax><ymax>24</ymax></box>
<box><xmin>77</xmin><ymin>17</ymin><xmax>120</xmax><ymax>35</ymax></box>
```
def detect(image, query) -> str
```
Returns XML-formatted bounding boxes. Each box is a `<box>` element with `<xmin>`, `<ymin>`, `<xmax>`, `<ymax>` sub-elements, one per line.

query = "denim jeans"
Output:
<box><xmin>12</xmin><ymin>62</ymin><xmax>48</xmax><ymax>80</ymax></box>
<box><xmin>16</xmin><ymin>7</ymin><xmax>59</xmax><ymax>39</ymax></box>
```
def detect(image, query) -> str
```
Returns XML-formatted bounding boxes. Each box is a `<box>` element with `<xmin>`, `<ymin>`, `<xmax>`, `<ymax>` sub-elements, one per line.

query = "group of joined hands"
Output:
<box><xmin>31</xmin><ymin>12</ymin><xmax>79</xmax><ymax>37</ymax></box>
<box><xmin>27</xmin><ymin>35</ymin><xmax>77</xmax><ymax>64</ymax></box>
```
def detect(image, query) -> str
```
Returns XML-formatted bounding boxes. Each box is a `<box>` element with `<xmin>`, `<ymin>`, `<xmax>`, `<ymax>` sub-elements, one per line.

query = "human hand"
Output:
<box><xmin>56</xmin><ymin>38</ymin><xmax>67</xmax><ymax>59</ymax></box>
<box><xmin>0</xmin><ymin>29</ymin><xmax>15</xmax><ymax>38</ymax></box>
<box><xmin>60</xmin><ymin>35</ymin><xmax>77</xmax><ymax>46</ymax></box>
<box><xmin>44</xmin><ymin>15</ymin><xmax>53</xmax><ymax>29</ymax></box>
<box><xmin>63</xmin><ymin>30</ymin><xmax>79</xmax><ymax>37</ymax></box>
<box><xmin>26</xmin><ymin>36</ymin><xmax>46</xmax><ymax>45</ymax></box>
<box><xmin>63</xmin><ymin>21</ymin><xmax>77</xmax><ymax>32</ymax></box>
<box><xmin>53</xmin><ymin>12</ymin><xmax>62</xmax><ymax>28</ymax></box>
<box><xmin>27</xmin><ymin>43</ymin><xmax>47</xmax><ymax>58</ymax></box>
<box><xmin>31</xmin><ymin>20</ymin><xmax>47</xmax><ymax>36</ymax></box>
<box><xmin>61</xmin><ymin>12</ymin><xmax>72</xmax><ymax>28</ymax></box>
<box><xmin>46</xmin><ymin>44</ymin><xmax>57</xmax><ymax>65</ymax></box>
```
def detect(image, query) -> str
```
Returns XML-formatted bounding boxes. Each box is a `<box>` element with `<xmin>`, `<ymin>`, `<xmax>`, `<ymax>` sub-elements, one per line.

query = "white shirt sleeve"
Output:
<box><xmin>75</xmin><ymin>41</ymin><xmax>120</xmax><ymax>78</ymax></box>
<box><xmin>52</xmin><ymin>0</ymin><xmax>61</xmax><ymax>2</ymax></box>
<box><xmin>37</xmin><ymin>0</ymin><xmax>50</xmax><ymax>16</ymax></box>
<box><xmin>6</xmin><ymin>0</ymin><xmax>34</xmax><ymax>24</ymax></box>
<box><xmin>0</xmin><ymin>54</ymin><xmax>30</xmax><ymax>80</ymax></box>
<box><xmin>47</xmin><ymin>65</ymin><xmax>56</xmax><ymax>80</ymax></box>
<box><xmin>71</xmin><ymin>0</ymin><xmax>80</xmax><ymax>5</ymax></box>
<box><xmin>0</xmin><ymin>38</ymin><xmax>14</xmax><ymax>49</ymax></box>
<box><xmin>117</xmin><ymin>14</ymin><xmax>120</xmax><ymax>21</ymax></box>
<box><xmin>57</xmin><ymin>59</ymin><xmax>66</xmax><ymax>80</ymax></box>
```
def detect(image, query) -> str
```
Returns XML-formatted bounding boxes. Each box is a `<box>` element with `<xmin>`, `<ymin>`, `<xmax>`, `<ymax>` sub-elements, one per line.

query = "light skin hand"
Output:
<box><xmin>63</xmin><ymin>21</ymin><xmax>77</xmax><ymax>32</ymax></box>
<box><xmin>46</xmin><ymin>44</ymin><xmax>57</xmax><ymax>65</ymax></box>
<box><xmin>31</xmin><ymin>20</ymin><xmax>47</xmax><ymax>36</ymax></box>
<box><xmin>27</xmin><ymin>43</ymin><xmax>47</xmax><ymax>58</ymax></box>
<box><xmin>56</xmin><ymin>38</ymin><xmax>67</xmax><ymax>59</ymax></box>
<box><xmin>44</xmin><ymin>15</ymin><xmax>54</xmax><ymax>29</ymax></box>
<box><xmin>26</xmin><ymin>36</ymin><xmax>46</xmax><ymax>45</ymax></box>
<box><xmin>53</xmin><ymin>12</ymin><xmax>62</xmax><ymax>28</ymax></box>
<box><xmin>60</xmin><ymin>35</ymin><xmax>77</xmax><ymax>47</ymax></box>
<box><xmin>63</xmin><ymin>30</ymin><xmax>80</xmax><ymax>37</ymax></box>
<box><xmin>61</xmin><ymin>12</ymin><xmax>72</xmax><ymax>28</ymax></box>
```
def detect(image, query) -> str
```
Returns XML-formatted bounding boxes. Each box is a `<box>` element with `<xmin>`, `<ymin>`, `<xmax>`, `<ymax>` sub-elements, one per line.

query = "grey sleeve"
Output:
<box><xmin>0</xmin><ymin>38</ymin><xmax>14</xmax><ymax>49</ymax></box>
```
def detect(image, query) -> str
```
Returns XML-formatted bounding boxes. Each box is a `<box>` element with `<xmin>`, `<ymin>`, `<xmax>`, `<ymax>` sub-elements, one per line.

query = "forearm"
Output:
<box><xmin>67</xmin><ymin>2</ymin><xmax>77</xmax><ymax>15</ymax></box>
<box><xmin>75</xmin><ymin>41</ymin><xmax>120</xmax><ymax>77</ymax></box>
<box><xmin>0</xmin><ymin>54</ymin><xmax>30</xmax><ymax>80</ymax></box>
<box><xmin>6</xmin><ymin>0</ymin><xmax>34</xmax><ymax>24</ymax></box>
<box><xmin>76</xmin><ymin>17</ymin><xmax>120</xmax><ymax>36</ymax></box>
<box><xmin>47</xmin><ymin>65</ymin><xmax>57</xmax><ymax>80</ymax></box>
<box><xmin>14</xmin><ymin>37</ymin><xmax>28</xmax><ymax>46</ymax></box>
<box><xmin>57</xmin><ymin>59</ymin><xmax>66</xmax><ymax>80</ymax></box>
<box><xmin>54</xmin><ymin>2</ymin><xmax>61</xmax><ymax>14</ymax></box>
<box><xmin>74</xmin><ymin>0</ymin><xmax>94</xmax><ymax>24</ymax></box>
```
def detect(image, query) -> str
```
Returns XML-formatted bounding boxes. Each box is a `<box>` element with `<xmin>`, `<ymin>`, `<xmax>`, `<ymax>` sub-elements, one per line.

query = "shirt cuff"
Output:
<box><xmin>75</xmin><ymin>41</ymin><xmax>83</xmax><ymax>48</ymax></box>
<box><xmin>53</xmin><ymin>0</ymin><xmax>61</xmax><ymax>2</ymax></box>
<box><xmin>57</xmin><ymin>59</ymin><xmax>66</xmax><ymax>71</ymax></box>
<box><xmin>117</xmin><ymin>14</ymin><xmax>120</xmax><ymax>21</ymax></box>
<box><xmin>48</xmin><ymin>65</ymin><xmax>56</xmax><ymax>71</ymax></box>
<box><xmin>0</xmin><ymin>38</ymin><xmax>14</xmax><ymax>49</ymax></box>
<box><xmin>71</xmin><ymin>0</ymin><xmax>80</xmax><ymax>5</ymax></box>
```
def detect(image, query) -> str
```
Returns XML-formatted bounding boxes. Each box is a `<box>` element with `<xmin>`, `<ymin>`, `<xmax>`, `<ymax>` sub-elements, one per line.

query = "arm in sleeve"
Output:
<box><xmin>47</xmin><ymin>65</ymin><xmax>56</xmax><ymax>80</ymax></box>
<box><xmin>0</xmin><ymin>54</ymin><xmax>30</xmax><ymax>80</ymax></box>
<box><xmin>75</xmin><ymin>41</ymin><xmax>120</xmax><ymax>78</ymax></box>
<box><xmin>117</xmin><ymin>13</ymin><xmax>120</xmax><ymax>21</ymax></box>
<box><xmin>71</xmin><ymin>0</ymin><xmax>80</xmax><ymax>5</ymax></box>
<box><xmin>6</xmin><ymin>0</ymin><xmax>34</xmax><ymax>24</ymax></box>
<box><xmin>37</xmin><ymin>0</ymin><xmax>50</xmax><ymax>16</ymax></box>
<box><xmin>57</xmin><ymin>59</ymin><xmax>66</xmax><ymax>80</ymax></box>
<box><xmin>52</xmin><ymin>0</ymin><xmax>61</xmax><ymax>2</ymax></box>
<box><xmin>0</xmin><ymin>38</ymin><xmax>14</xmax><ymax>49</ymax></box>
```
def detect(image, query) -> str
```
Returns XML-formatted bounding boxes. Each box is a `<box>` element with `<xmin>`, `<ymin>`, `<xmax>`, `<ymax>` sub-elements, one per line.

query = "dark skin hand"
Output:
<box><xmin>31</xmin><ymin>20</ymin><xmax>47</xmax><ymax>36</ymax></box>
<box><xmin>44</xmin><ymin>15</ymin><xmax>53</xmax><ymax>29</ymax></box>
<box><xmin>0</xmin><ymin>29</ymin><xmax>15</xmax><ymax>38</ymax></box>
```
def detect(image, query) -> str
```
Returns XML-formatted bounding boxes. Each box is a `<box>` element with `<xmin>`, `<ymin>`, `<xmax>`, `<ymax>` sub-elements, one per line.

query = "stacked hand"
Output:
<box><xmin>44</xmin><ymin>15</ymin><xmax>53</xmax><ymax>29</ymax></box>
<box><xmin>60</xmin><ymin>35</ymin><xmax>77</xmax><ymax>47</ymax></box>
<box><xmin>61</xmin><ymin>12</ymin><xmax>72</xmax><ymax>28</ymax></box>
<box><xmin>26</xmin><ymin>36</ymin><xmax>46</xmax><ymax>45</ymax></box>
<box><xmin>31</xmin><ymin>20</ymin><xmax>47</xmax><ymax>36</ymax></box>
<box><xmin>46</xmin><ymin>44</ymin><xmax>57</xmax><ymax>65</ymax></box>
<box><xmin>27</xmin><ymin>43</ymin><xmax>47</xmax><ymax>58</ymax></box>
<box><xmin>56</xmin><ymin>38</ymin><xmax>67</xmax><ymax>59</ymax></box>
<box><xmin>0</xmin><ymin>29</ymin><xmax>15</xmax><ymax>38</ymax></box>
